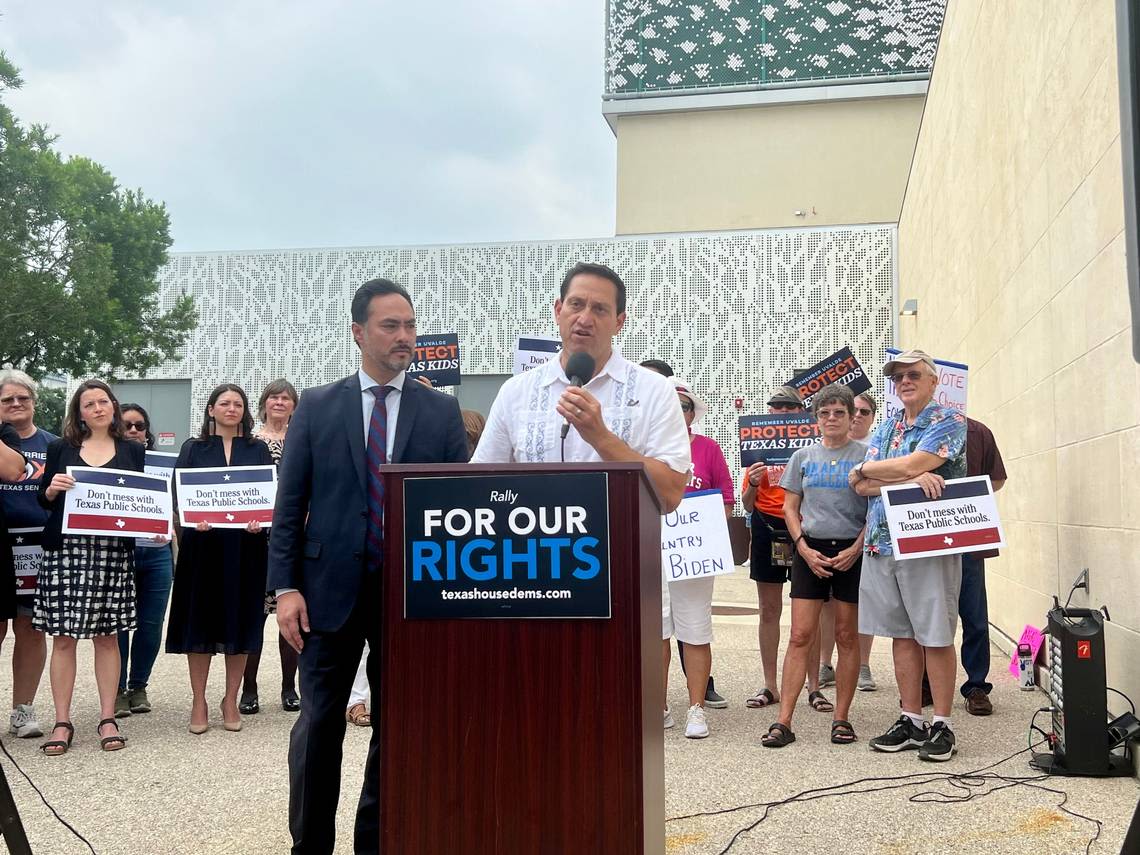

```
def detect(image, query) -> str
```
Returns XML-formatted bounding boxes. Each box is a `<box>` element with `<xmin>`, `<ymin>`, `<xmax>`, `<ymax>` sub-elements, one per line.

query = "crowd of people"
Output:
<box><xmin>0</xmin><ymin>264</ymin><xmax>1008</xmax><ymax>853</ymax></box>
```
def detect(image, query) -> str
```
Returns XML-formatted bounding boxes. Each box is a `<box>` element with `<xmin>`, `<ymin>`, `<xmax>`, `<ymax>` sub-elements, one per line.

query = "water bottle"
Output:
<box><xmin>1017</xmin><ymin>642</ymin><xmax>1035</xmax><ymax>691</ymax></box>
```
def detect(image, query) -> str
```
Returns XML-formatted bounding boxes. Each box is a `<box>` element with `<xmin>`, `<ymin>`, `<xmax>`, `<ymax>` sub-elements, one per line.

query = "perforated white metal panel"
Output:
<box><xmin>148</xmin><ymin>224</ymin><xmax>895</xmax><ymax>469</ymax></box>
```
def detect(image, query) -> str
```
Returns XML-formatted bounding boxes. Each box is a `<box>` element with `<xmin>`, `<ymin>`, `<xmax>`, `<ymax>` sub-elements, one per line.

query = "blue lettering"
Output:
<box><xmin>411</xmin><ymin>541</ymin><xmax>442</xmax><ymax>581</ymax></box>
<box><xmin>503</xmin><ymin>538</ymin><xmax>538</xmax><ymax>580</ymax></box>
<box><xmin>460</xmin><ymin>539</ymin><xmax>497</xmax><ymax>581</ymax></box>
<box><xmin>539</xmin><ymin>537</ymin><xmax>571</xmax><ymax>579</ymax></box>
<box><xmin>571</xmin><ymin>537</ymin><xmax>601</xmax><ymax>580</ymax></box>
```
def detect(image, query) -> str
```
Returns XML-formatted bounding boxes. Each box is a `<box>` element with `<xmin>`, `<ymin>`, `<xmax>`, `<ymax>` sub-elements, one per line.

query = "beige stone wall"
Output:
<box><xmin>897</xmin><ymin>1</ymin><xmax>1137</xmax><ymax>699</ymax></box>
<box><xmin>614</xmin><ymin>97</ymin><xmax>925</xmax><ymax>233</ymax></box>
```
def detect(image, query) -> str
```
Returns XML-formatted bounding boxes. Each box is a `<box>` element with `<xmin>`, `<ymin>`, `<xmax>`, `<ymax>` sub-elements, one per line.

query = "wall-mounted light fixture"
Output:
<box><xmin>900</xmin><ymin>298</ymin><xmax>919</xmax><ymax>316</ymax></box>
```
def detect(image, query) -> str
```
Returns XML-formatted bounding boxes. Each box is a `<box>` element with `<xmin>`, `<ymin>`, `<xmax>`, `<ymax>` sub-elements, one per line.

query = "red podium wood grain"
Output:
<box><xmin>377</xmin><ymin>463</ymin><xmax>665</xmax><ymax>855</ymax></box>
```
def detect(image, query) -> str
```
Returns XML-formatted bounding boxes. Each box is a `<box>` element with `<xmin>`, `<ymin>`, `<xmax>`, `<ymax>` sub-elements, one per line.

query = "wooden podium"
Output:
<box><xmin>377</xmin><ymin>462</ymin><xmax>665</xmax><ymax>854</ymax></box>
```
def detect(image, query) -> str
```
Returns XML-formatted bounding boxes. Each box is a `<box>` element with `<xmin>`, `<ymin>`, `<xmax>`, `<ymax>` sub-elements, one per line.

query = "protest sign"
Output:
<box><xmin>1009</xmin><ymin>624</ymin><xmax>1045</xmax><ymax>678</ymax></box>
<box><xmin>63</xmin><ymin>467</ymin><xmax>173</xmax><ymax>538</ymax></box>
<box><xmin>786</xmin><ymin>347</ymin><xmax>872</xmax><ymax>409</ymax></box>
<box><xmin>410</xmin><ymin>333</ymin><xmax>461</xmax><ymax>387</ymax></box>
<box><xmin>10</xmin><ymin>527</ymin><xmax>42</xmax><ymax>597</ymax></box>
<box><xmin>661</xmin><ymin>490</ymin><xmax>736</xmax><ymax>582</ymax></box>
<box><xmin>513</xmin><ymin>335</ymin><xmax>561</xmax><ymax>375</ymax></box>
<box><xmin>738</xmin><ymin>414</ymin><xmax>821</xmax><ymax>471</ymax></box>
<box><xmin>176</xmin><ymin>465</ymin><xmax>277</xmax><ymax>529</ymax></box>
<box><xmin>883</xmin><ymin>348</ymin><xmax>968</xmax><ymax>421</ymax></box>
<box><xmin>880</xmin><ymin>475</ymin><xmax>1005</xmax><ymax>561</ymax></box>
<box><xmin>144</xmin><ymin>450</ymin><xmax>178</xmax><ymax>479</ymax></box>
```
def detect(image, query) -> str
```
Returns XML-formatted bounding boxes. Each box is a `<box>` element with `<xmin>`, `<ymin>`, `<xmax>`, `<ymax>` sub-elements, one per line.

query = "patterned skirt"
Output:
<box><xmin>34</xmin><ymin>536</ymin><xmax>137</xmax><ymax>638</ymax></box>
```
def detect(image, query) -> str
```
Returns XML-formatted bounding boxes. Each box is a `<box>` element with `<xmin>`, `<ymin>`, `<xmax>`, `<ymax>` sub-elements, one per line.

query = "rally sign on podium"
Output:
<box><xmin>403</xmin><ymin>472</ymin><xmax>611</xmax><ymax>619</ymax></box>
<box><xmin>881</xmin><ymin>475</ymin><xmax>1005</xmax><ymax>560</ymax></box>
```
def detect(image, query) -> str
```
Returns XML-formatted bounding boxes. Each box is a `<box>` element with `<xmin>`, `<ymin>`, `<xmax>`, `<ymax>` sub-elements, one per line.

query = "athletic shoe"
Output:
<box><xmin>685</xmin><ymin>705</ymin><xmax>709</xmax><ymax>739</ymax></box>
<box><xmin>704</xmin><ymin>687</ymin><xmax>728</xmax><ymax>709</ymax></box>
<box><xmin>818</xmin><ymin>663</ymin><xmax>836</xmax><ymax>688</ymax></box>
<box><xmin>129</xmin><ymin>688</ymin><xmax>152</xmax><ymax>714</ymax></box>
<box><xmin>918</xmin><ymin>722</ymin><xmax>958</xmax><ymax>761</ymax></box>
<box><xmin>869</xmin><ymin>715</ymin><xmax>929</xmax><ymax>753</ymax></box>
<box><xmin>857</xmin><ymin>665</ymin><xmax>877</xmax><ymax>692</ymax></box>
<box><xmin>664</xmin><ymin>707</ymin><xmax>675</xmax><ymax>729</ymax></box>
<box><xmin>114</xmin><ymin>690</ymin><xmax>132</xmax><ymax>719</ymax></box>
<box><xmin>9</xmin><ymin>704</ymin><xmax>42</xmax><ymax>738</ymax></box>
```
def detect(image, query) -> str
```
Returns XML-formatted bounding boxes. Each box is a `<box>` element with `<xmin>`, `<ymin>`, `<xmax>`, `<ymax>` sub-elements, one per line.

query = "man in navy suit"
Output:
<box><xmin>269</xmin><ymin>278</ymin><xmax>468</xmax><ymax>855</ymax></box>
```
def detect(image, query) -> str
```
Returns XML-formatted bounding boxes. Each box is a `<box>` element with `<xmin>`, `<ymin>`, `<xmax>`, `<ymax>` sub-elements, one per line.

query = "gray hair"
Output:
<box><xmin>0</xmin><ymin>369</ymin><xmax>37</xmax><ymax>399</ymax></box>
<box><xmin>811</xmin><ymin>383</ymin><xmax>855</xmax><ymax>417</ymax></box>
<box><xmin>854</xmin><ymin>391</ymin><xmax>877</xmax><ymax>414</ymax></box>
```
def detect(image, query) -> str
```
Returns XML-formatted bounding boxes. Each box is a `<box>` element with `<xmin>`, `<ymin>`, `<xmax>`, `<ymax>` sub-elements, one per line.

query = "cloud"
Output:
<box><xmin>0</xmin><ymin>0</ymin><xmax>616</xmax><ymax>250</ymax></box>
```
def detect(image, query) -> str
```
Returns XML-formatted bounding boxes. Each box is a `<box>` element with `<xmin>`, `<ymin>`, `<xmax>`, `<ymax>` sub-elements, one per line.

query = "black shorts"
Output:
<box><xmin>789</xmin><ymin>535</ymin><xmax>863</xmax><ymax>604</ymax></box>
<box><xmin>749</xmin><ymin>511</ymin><xmax>790</xmax><ymax>584</ymax></box>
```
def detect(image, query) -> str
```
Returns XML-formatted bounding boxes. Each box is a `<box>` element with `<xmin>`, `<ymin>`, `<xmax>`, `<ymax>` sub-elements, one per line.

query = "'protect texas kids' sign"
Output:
<box><xmin>403</xmin><ymin>472</ymin><xmax>611</xmax><ymax>619</ymax></box>
<box><xmin>786</xmin><ymin>347</ymin><xmax>872</xmax><ymax>410</ymax></box>
<box><xmin>410</xmin><ymin>333</ymin><xmax>461</xmax><ymax>387</ymax></box>
<box><xmin>738</xmin><ymin>414</ymin><xmax>821</xmax><ymax>471</ymax></box>
<box><xmin>880</xmin><ymin>476</ymin><xmax>1005</xmax><ymax>560</ymax></box>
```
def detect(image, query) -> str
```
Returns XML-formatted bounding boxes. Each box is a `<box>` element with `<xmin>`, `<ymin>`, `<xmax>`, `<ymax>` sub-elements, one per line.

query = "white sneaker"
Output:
<box><xmin>684</xmin><ymin>704</ymin><xmax>709</xmax><ymax>739</ymax></box>
<box><xmin>857</xmin><ymin>664</ymin><xmax>877</xmax><ymax>692</ymax></box>
<box><xmin>664</xmin><ymin>707</ymin><xmax>675</xmax><ymax>729</ymax></box>
<box><xmin>10</xmin><ymin>704</ymin><xmax>42</xmax><ymax>738</ymax></box>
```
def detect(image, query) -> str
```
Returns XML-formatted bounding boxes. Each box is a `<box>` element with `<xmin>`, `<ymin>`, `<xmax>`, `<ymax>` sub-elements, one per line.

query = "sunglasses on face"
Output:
<box><xmin>123</xmin><ymin>421</ymin><xmax>148</xmax><ymax>432</ymax></box>
<box><xmin>769</xmin><ymin>403</ymin><xmax>799</xmax><ymax>411</ymax></box>
<box><xmin>854</xmin><ymin>407</ymin><xmax>874</xmax><ymax>416</ymax></box>
<box><xmin>0</xmin><ymin>395</ymin><xmax>32</xmax><ymax>406</ymax></box>
<box><xmin>891</xmin><ymin>370</ymin><xmax>927</xmax><ymax>383</ymax></box>
<box><xmin>679</xmin><ymin>400</ymin><xmax>694</xmax><ymax>413</ymax></box>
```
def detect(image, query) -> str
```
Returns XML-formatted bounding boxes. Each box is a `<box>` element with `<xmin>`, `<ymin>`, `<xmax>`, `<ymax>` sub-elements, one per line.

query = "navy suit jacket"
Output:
<box><xmin>267</xmin><ymin>373</ymin><xmax>468</xmax><ymax>632</ymax></box>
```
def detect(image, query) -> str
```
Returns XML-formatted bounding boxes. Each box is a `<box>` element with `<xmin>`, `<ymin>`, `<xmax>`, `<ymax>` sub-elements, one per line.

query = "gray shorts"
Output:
<box><xmin>858</xmin><ymin>552</ymin><xmax>962</xmax><ymax>647</ymax></box>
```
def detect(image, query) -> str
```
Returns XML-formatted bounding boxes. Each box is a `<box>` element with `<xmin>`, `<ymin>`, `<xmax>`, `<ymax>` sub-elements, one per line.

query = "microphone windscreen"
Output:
<box><xmin>565</xmin><ymin>352</ymin><xmax>596</xmax><ymax>386</ymax></box>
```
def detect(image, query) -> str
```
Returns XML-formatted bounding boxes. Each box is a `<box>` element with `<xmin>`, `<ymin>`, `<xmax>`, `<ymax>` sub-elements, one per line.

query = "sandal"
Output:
<box><xmin>808</xmin><ymin>690</ymin><xmax>834</xmax><ymax>713</ymax></box>
<box><xmin>760</xmin><ymin>722</ymin><xmax>796</xmax><ymax>748</ymax></box>
<box><xmin>40</xmin><ymin>721</ymin><xmax>75</xmax><ymax>756</ymax></box>
<box><xmin>346</xmin><ymin>703</ymin><xmax>371</xmax><ymax>727</ymax></box>
<box><xmin>745</xmin><ymin>688</ymin><xmax>777</xmax><ymax>709</ymax></box>
<box><xmin>831</xmin><ymin>719</ymin><xmax>858</xmax><ymax>745</ymax></box>
<box><xmin>98</xmin><ymin>718</ymin><xmax>126</xmax><ymax>752</ymax></box>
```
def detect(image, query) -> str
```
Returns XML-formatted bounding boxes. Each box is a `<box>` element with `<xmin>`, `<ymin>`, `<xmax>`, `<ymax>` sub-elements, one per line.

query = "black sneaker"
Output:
<box><xmin>918</xmin><ymin>721</ymin><xmax>957</xmax><ymax>762</ymax></box>
<box><xmin>704</xmin><ymin>687</ymin><xmax>728</xmax><ymax>709</ymax></box>
<box><xmin>869</xmin><ymin>715</ymin><xmax>929</xmax><ymax>753</ymax></box>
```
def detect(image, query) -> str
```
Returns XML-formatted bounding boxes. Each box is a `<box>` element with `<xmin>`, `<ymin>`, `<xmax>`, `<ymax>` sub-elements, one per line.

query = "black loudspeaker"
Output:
<box><xmin>1117</xmin><ymin>0</ymin><xmax>1140</xmax><ymax>362</ymax></box>
<box><xmin>1030</xmin><ymin>608</ymin><xmax>1131</xmax><ymax>777</ymax></box>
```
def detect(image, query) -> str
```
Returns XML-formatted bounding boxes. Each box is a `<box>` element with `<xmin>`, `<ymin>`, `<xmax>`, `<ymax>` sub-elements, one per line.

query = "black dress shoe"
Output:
<box><xmin>281</xmin><ymin>688</ymin><xmax>300</xmax><ymax>712</ymax></box>
<box><xmin>239</xmin><ymin>690</ymin><xmax>260</xmax><ymax>715</ymax></box>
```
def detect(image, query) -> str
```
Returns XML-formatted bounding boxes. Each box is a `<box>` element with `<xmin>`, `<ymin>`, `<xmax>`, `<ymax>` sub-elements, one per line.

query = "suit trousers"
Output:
<box><xmin>289</xmin><ymin>573</ymin><xmax>382</xmax><ymax>855</ymax></box>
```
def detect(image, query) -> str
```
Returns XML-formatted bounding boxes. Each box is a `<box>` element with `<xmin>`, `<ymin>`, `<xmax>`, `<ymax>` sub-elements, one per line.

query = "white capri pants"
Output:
<box><xmin>662</xmin><ymin>576</ymin><xmax>715</xmax><ymax>644</ymax></box>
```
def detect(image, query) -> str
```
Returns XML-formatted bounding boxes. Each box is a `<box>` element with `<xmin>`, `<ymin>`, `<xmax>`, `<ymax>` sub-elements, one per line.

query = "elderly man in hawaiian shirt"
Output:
<box><xmin>848</xmin><ymin>349</ymin><xmax>966</xmax><ymax>763</ymax></box>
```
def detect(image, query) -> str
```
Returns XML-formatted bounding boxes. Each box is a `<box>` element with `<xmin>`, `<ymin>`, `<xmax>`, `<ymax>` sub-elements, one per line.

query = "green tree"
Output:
<box><xmin>0</xmin><ymin>52</ymin><xmax>196</xmax><ymax>379</ymax></box>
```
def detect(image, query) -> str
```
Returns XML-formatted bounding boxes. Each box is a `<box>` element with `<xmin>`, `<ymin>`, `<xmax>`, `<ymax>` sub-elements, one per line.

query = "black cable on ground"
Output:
<box><xmin>0</xmin><ymin>738</ymin><xmax>96</xmax><ymax>854</ymax></box>
<box><xmin>667</xmin><ymin>741</ymin><xmax>1104</xmax><ymax>855</ymax></box>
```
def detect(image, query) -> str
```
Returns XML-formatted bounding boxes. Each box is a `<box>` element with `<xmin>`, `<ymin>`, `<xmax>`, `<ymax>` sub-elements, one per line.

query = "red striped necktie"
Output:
<box><xmin>365</xmin><ymin>385</ymin><xmax>394</xmax><ymax>569</ymax></box>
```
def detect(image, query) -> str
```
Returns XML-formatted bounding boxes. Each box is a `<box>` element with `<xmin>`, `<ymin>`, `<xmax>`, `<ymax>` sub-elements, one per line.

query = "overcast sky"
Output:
<box><xmin>0</xmin><ymin>1</ymin><xmax>616</xmax><ymax>252</ymax></box>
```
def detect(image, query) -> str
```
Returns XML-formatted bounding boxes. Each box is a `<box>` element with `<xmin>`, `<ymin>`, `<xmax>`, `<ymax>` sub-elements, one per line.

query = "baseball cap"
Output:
<box><xmin>766</xmin><ymin>385</ymin><xmax>804</xmax><ymax>407</ymax></box>
<box><xmin>883</xmin><ymin>349</ymin><xmax>937</xmax><ymax>378</ymax></box>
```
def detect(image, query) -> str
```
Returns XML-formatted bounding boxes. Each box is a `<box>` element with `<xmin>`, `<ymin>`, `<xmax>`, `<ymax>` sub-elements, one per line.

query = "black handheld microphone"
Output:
<box><xmin>560</xmin><ymin>352</ymin><xmax>596</xmax><ymax>440</ymax></box>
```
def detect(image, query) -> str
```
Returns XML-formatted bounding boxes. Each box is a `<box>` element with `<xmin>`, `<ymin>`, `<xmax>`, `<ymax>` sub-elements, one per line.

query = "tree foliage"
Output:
<box><xmin>0</xmin><ymin>52</ymin><xmax>196</xmax><ymax>379</ymax></box>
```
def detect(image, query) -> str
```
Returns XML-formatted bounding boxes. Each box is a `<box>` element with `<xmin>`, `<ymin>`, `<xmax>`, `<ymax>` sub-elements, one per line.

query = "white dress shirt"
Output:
<box><xmin>472</xmin><ymin>351</ymin><xmax>692</xmax><ymax>475</ymax></box>
<box><xmin>359</xmin><ymin>367</ymin><xmax>406</xmax><ymax>461</ymax></box>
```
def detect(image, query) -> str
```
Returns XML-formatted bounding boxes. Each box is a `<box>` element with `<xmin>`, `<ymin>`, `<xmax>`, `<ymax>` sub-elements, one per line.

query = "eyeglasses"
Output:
<box><xmin>890</xmin><ymin>370</ymin><xmax>927</xmax><ymax>383</ymax></box>
<box><xmin>679</xmin><ymin>400</ymin><xmax>694</xmax><ymax>413</ymax></box>
<box><xmin>854</xmin><ymin>407</ymin><xmax>874</xmax><ymax>416</ymax></box>
<box><xmin>123</xmin><ymin>421</ymin><xmax>148</xmax><ymax>432</ymax></box>
<box><xmin>817</xmin><ymin>410</ymin><xmax>848</xmax><ymax>421</ymax></box>
<box><xmin>0</xmin><ymin>395</ymin><xmax>32</xmax><ymax>406</ymax></box>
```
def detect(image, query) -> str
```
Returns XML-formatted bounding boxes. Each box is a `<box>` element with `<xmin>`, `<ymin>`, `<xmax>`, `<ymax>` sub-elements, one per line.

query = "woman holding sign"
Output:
<box><xmin>761</xmin><ymin>384</ymin><xmax>867</xmax><ymax>748</ymax></box>
<box><xmin>166</xmin><ymin>384</ymin><xmax>273</xmax><ymax>735</ymax></box>
<box><xmin>662</xmin><ymin>380</ymin><xmax>733</xmax><ymax>739</ymax></box>
<box><xmin>35</xmin><ymin>380</ymin><xmax>145</xmax><ymax>755</ymax></box>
